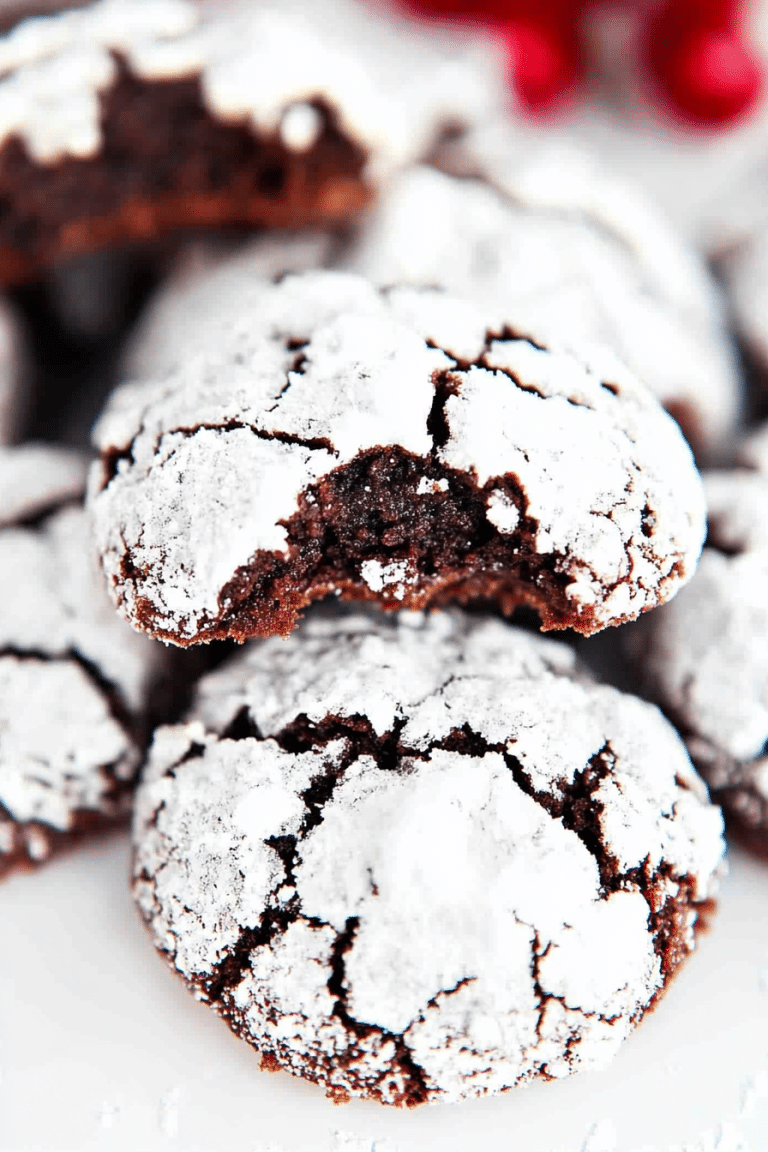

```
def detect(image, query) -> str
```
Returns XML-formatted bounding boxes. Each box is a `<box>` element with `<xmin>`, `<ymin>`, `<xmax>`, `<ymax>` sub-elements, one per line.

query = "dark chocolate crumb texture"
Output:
<box><xmin>0</xmin><ymin>443</ymin><xmax>166</xmax><ymax>877</ymax></box>
<box><xmin>0</xmin><ymin>0</ymin><xmax>505</xmax><ymax>281</ymax></box>
<box><xmin>90</xmin><ymin>271</ymin><xmax>706</xmax><ymax>645</ymax></box>
<box><xmin>133</xmin><ymin>607</ymin><xmax>725</xmax><ymax>1105</ymax></box>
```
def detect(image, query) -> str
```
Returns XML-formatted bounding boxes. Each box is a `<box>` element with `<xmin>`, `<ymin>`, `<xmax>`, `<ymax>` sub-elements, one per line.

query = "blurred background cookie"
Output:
<box><xmin>0</xmin><ymin>442</ymin><xmax>175</xmax><ymax>877</ymax></box>
<box><xmin>0</xmin><ymin>0</ymin><xmax>507</xmax><ymax>283</ymax></box>
<box><xmin>621</xmin><ymin>453</ymin><xmax>768</xmax><ymax>857</ymax></box>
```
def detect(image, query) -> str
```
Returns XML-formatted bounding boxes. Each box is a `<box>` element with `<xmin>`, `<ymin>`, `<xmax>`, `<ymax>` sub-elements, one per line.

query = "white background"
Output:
<box><xmin>1</xmin><ymin>833</ymin><xmax>767</xmax><ymax>1152</ymax></box>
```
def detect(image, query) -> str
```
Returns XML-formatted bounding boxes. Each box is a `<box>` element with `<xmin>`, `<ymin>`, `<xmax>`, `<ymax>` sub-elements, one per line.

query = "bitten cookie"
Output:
<box><xmin>133</xmin><ymin>607</ymin><xmax>724</xmax><ymax>1106</ymax></box>
<box><xmin>0</xmin><ymin>0</ymin><xmax>505</xmax><ymax>282</ymax></box>
<box><xmin>623</xmin><ymin>462</ymin><xmax>768</xmax><ymax>856</ymax></box>
<box><xmin>90</xmin><ymin>270</ymin><xmax>706</xmax><ymax>646</ymax></box>
<box><xmin>0</xmin><ymin>444</ymin><xmax>166</xmax><ymax>876</ymax></box>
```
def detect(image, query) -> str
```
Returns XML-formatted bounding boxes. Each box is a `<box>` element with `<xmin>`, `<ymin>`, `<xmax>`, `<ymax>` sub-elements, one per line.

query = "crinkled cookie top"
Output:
<box><xmin>133</xmin><ymin>608</ymin><xmax>724</xmax><ymax>1105</ymax></box>
<box><xmin>91</xmin><ymin>270</ymin><xmax>706</xmax><ymax>645</ymax></box>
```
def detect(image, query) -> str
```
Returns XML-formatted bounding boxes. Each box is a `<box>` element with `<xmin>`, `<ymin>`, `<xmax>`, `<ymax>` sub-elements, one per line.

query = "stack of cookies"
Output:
<box><xmin>3</xmin><ymin>0</ymin><xmax>764</xmax><ymax>1114</ymax></box>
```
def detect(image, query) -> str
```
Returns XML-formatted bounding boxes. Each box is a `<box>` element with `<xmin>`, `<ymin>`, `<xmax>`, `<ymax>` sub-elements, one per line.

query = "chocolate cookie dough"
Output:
<box><xmin>90</xmin><ymin>270</ymin><xmax>706</xmax><ymax>646</ymax></box>
<box><xmin>0</xmin><ymin>444</ymin><xmax>166</xmax><ymax>876</ymax></box>
<box><xmin>133</xmin><ymin>607</ymin><xmax>724</xmax><ymax>1105</ymax></box>
<box><xmin>357</xmin><ymin>133</ymin><xmax>740</xmax><ymax>461</ymax></box>
<box><xmin>623</xmin><ymin>462</ymin><xmax>768</xmax><ymax>856</ymax></box>
<box><xmin>0</xmin><ymin>0</ymin><xmax>505</xmax><ymax>282</ymax></box>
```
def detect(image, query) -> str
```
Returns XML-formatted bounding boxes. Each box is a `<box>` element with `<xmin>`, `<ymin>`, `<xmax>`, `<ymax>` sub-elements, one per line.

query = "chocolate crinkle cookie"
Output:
<box><xmin>89</xmin><ymin>270</ymin><xmax>706</xmax><ymax>646</ymax></box>
<box><xmin>622</xmin><ymin>458</ymin><xmax>768</xmax><ymax>856</ymax></box>
<box><xmin>0</xmin><ymin>444</ymin><xmax>167</xmax><ymax>876</ymax></box>
<box><xmin>0</xmin><ymin>0</ymin><xmax>505</xmax><ymax>282</ymax></box>
<box><xmin>133</xmin><ymin>607</ymin><xmax>724</xmax><ymax>1106</ymax></box>
<box><xmin>343</xmin><ymin>158</ymin><xmax>741</xmax><ymax>464</ymax></box>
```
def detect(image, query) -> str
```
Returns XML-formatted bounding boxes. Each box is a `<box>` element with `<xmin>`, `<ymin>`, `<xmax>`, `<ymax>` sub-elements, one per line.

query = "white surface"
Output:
<box><xmin>1</xmin><ymin>833</ymin><xmax>767</xmax><ymax>1152</ymax></box>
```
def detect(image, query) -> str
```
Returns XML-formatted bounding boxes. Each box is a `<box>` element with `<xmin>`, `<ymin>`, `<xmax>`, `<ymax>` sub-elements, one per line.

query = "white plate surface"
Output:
<box><xmin>1</xmin><ymin>833</ymin><xmax>767</xmax><ymax>1152</ymax></box>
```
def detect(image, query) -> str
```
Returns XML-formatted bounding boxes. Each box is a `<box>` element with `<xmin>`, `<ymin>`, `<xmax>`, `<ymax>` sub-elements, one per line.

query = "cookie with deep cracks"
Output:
<box><xmin>0</xmin><ymin>0</ymin><xmax>505</xmax><ymax>282</ymax></box>
<box><xmin>133</xmin><ymin>606</ymin><xmax>725</xmax><ymax>1106</ymax></box>
<box><xmin>0</xmin><ymin>443</ymin><xmax>168</xmax><ymax>876</ymax></box>
<box><xmin>90</xmin><ymin>270</ymin><xmax>706</xmax><ymax>646</ymax></box>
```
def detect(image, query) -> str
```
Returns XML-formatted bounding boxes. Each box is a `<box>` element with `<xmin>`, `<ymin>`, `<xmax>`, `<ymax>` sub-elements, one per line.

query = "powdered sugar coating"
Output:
<box><xmin>0</xmin><ymin>442</ymin><xmax>88</xmax><ymax>526</ymax></box>
<box><xmin>91</xmin><ymin>270</ymin><xmax>706</xmax><ymax>645</ymax></box>
<box><xmin>624</xmin><ymin>466</ymin><xmax>768</xmax><ymax>852</ymax></box>
<box><xmin>124</xmin><ymin>231</ymin><xmax>338</xmax><ymax>381</ymax></box>
<box><xmin>0</xmin><ymin>449</ymin><xmax>165</xmax><ymax>872</ymax></box>
<box><xmin>0</xmin><ymin>0</ymin><xmax>505</xmax><ymax>176</ymax></box>
<box><xmin>345</xmin><ymin>162</ymin><xmax>740</xmax><ymax>461</ymax></box>
<box><xmin>133</xmin><ymin>608</ymin><xmax>724</xmax><ymax>1104</ymax></box>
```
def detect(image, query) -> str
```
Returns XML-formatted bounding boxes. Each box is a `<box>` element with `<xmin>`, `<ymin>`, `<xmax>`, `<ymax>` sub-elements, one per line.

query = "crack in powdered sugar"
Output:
<box><xmin>132</xmin><ymin>610</ymin><xmax>724</xmax><ymax>1105</ymax></box>
<box><xmin>91</xmin><ymin>272</ymin><xmax>706</xmax><ymax>646</ymax></box>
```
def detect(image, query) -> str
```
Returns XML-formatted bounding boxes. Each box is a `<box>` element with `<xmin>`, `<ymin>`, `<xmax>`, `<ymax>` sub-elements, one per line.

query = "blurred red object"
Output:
<box><xmin>405</xmin><ymin>0</ymin><xmax>764</xmax><ymax>126</ymax></box>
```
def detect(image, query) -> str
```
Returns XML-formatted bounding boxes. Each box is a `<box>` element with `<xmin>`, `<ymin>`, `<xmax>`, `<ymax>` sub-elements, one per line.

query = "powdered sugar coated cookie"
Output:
<box><xmin>133</xmin><ymin>607</ymin><xmax>724</xmax><ymax>1105</ymax></box>
<box><xmin>0</xmin><ymin>446</ymin><xmax>165</xmax><ymax>875</ymax></box>
<box><xmin>623</xmin><ymin>463</ymin><xmax>768</xmax><ymax>855</ymax></box>
<box><xmin>90</xmin><ymin>270</ymin><xmax>706</xmax><ymax>646</ymax></box>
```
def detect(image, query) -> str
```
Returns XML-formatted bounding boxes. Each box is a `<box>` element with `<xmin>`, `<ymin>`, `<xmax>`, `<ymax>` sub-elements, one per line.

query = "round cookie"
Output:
<box><xmin>0</xmin><ymin>0</ymin><xmax>505</xmax><ymax>282</ymax></box>
<box><xmin>133</xmin><ymin>606</ymin><xmax>725</xmax><ymax>1106</ymax></box>
<box><xmin>90</xmin><ymin>269</ymin><xmax>706</xmax><ymax>646</ymax></box>
<box><xmin>418</xmin><ymin>127</ymin><xmax>743</xmax><ymax>461</ymax></box>
<box><xmin>622</xmin><ymin>464</ymin><xmax>768</xmax><ymax>856</ymax></box>
<box><xmin>0</xmin><ymin>444</ymin><xmax>167</xmax><ymax>876</ymax></box>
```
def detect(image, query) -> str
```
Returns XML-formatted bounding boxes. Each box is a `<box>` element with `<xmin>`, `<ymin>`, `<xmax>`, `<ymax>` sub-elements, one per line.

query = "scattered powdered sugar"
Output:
<box><xmin>91</xmin><ymin>270</ymin><xmax>706</xmax><ymax>645</ymax></box>
<box><xmin>133</xmin><ymin>608</ymin><xmax>724</xmax><ymax>1104</ymax></box>
<box><xmin>344</xmin><ymin>163</ymin><xmax>741</xmax><ymax>461</ymax></box>
<box><xmin>0</xmin><ymin>0</ymin><xmax>505</xmax><ymax>176</ymax></box>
